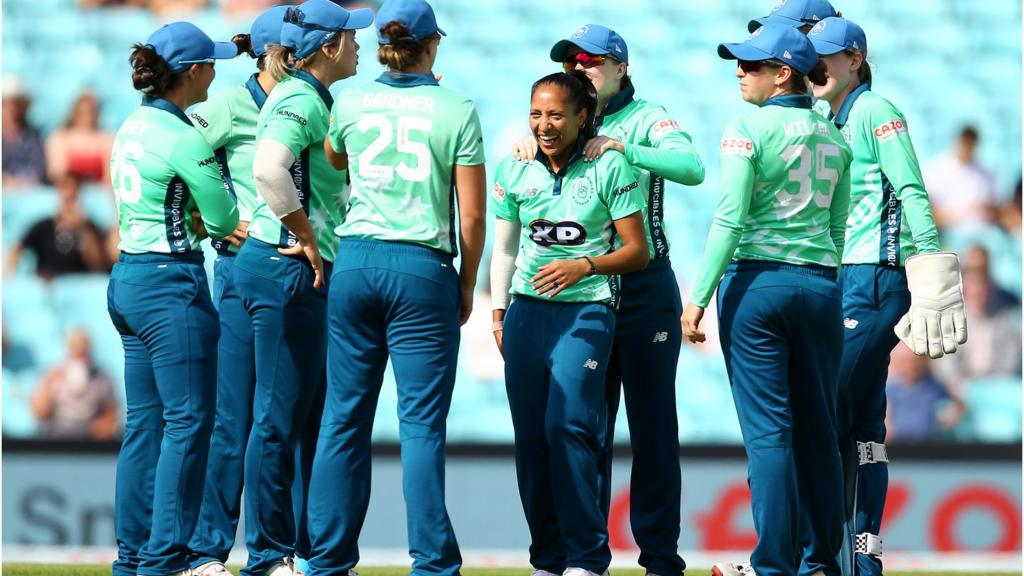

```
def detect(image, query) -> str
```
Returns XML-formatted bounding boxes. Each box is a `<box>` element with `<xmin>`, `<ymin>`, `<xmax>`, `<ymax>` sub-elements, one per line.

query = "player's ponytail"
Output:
<box><xmin>781</xmin><ymin>59</ymin><xmax>827</xmax><ymax>93</ymax></box>
<box><xmin>569</xmin><ymin>71</ymin><xmax>598</xmax><ymax>139</ymax></box>
<box><xmin>233</xmin><ymin>33</ymin><xmax>255</xmax><ymax>58</ymax></box>
<box><xmin>531</xmin><ymin>71</ymin><xmax>598</xmax><ymax>140</ymax></box>
<box><xmin>807</xmin><ymin>60</ymin><xmax>828</xmax><ymax>87</ymax></box>
<box><xmin>265</xmin><ymin>44</ymin><xmax>295</xmax><ymax>81</ymax></box>
<box><xmin>377</xmin><ymin>21</ymin><xmax>434</xmax><ymax>72</ymax></box>
<box><xmin>129</xmin><ymin>43</ymin><xmax>179</xmax><ymax>97</ymax></box>
<box><xmin>855</xmin><ymin>56</ymin><xmax>872</xmax><ymax>85</ymax></box>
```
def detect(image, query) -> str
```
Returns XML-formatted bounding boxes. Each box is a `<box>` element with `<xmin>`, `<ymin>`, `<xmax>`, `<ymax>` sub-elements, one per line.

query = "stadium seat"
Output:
<box><xmin>962</xmin><ymin>377</ymin><xmax>1023</xmax><ymax>442</ymax></box>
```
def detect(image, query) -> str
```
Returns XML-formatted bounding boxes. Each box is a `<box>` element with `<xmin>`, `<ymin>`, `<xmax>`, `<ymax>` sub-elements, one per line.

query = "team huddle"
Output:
<box><xmin>106</xmin><ymin>0</ymin><xmax>970</xmax><ymax>575</ymax></box>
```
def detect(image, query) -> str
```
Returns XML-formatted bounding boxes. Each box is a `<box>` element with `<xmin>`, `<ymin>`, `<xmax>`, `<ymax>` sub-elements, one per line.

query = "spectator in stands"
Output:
<box><xmin>79</xmin><ymin>0</ymin><xmax>145</xmax><ymax>8</ymax></box>
<box><xmin>885</xmin><ymin>343</ymin><xmax>964</xmax><ymax>442</ymax></box>
<box><xmin>923</xmin><ymin>126</ymin><xmax>998</xmax><ymax>230</ymax></box>
<box><xmin>998</xmin><ymin>178</ymin><xmax>1021</xmax><ymax>236</ymax></box>
<box><xmin>46</xmin><ymin>90</ymin><xmax>114</xmax><ymax>186</ymax></box>
<box><xmin>30</xmin><ymin>328</ymin><xmax>119</xmax><ymax>440</ymax></box>
<box><xmin>6</xmin><ymin>175</ymin><xmax>110</xmax><ymax>280</ymax></box>
<box><xmin>933</xmin><ymin>245</ymin><xmax>1022</xmax><ymax>382</ymax></box>
<box><xmin>147</xmin><ymin>0</ymin><xmax>208</xmax><ymax>15</ymax></box>
<box><xmin>1</xmin><ymin>77</ymin><xmax>47</xmax><ymax>189</ymax></box>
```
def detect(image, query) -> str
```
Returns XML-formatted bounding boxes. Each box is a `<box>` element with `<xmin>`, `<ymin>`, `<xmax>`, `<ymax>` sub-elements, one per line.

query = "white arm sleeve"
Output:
<box><xmin>253</xmin><ymin>139</ymin><xmax>302</xmax><ymax>218</ymax></box>
<box><xmin>490</xmin><ymin>217</ymin><xmax>519</xmax><ymax>311</ymax></box>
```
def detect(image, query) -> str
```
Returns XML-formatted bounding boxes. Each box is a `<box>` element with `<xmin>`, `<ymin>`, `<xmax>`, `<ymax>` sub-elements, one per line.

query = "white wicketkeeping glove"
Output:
<box><xmin>894</xmin><ymin>251</ymin><xmax>968</xmax><ymax>358</ymax></box>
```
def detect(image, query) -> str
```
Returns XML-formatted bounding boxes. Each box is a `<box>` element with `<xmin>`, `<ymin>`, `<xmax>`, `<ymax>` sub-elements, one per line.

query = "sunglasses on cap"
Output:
<box><xmin>562</xmin><ymin>52</ymin><xmax>617</xmax><ymax>73</ymax></box>
<box><xmin>737</xmin><ymin>59</ymin><xmax>787</xmax><ymax>73</ymax></box>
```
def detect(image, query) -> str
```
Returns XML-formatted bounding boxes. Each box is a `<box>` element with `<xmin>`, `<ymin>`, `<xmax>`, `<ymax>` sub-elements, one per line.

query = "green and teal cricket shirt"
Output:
<box><xmin>110</xmin><ymin>97</ymin><xmax>239</xmax><ymax>254</ymax></box>
<box><xmin>491</xmin><ymin>144</ymin><xmax>646</xmax><ymax>305</ymax></box>
<box><xmin>691</xmin><ymin>94</ymin><xmax>852</xmax><ymax>307</ymax></box>
<box><xmin>247</xmin><ymin>71</ymin><xmax>347</xmax><ymax>261</ymax></box>
<box><xmin>189</xmin><ymin>73</ymin><xmax>269</xmax><ymax>253</ymax></box>
<box><xmin>830</xmin><ymin>83</ymin><xmax>940</xmax><ymax>266</ymax></box>
<box><xmin>596</xmin><ymin>83</ymin><xmax>705</xmax><ymax>259</ymax></box>
<box><xmin>328</xmin><ymin>72</ymin><xmax>485</xmax><ymax>255</ymax></box>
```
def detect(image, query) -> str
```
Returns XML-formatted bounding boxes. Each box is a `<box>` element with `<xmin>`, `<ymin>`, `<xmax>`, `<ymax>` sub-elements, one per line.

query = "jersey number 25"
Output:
<box><xmin>357</xmin><ymin>114</ymin><xmax>433</xmax><ymax>183</ymax></box>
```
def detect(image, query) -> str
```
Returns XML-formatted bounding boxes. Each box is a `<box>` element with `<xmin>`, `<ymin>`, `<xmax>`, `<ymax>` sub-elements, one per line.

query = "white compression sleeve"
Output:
<box><xmin>253</xmin><ymin>139</ymin><xmax>302</xmax><ymax>218</ymax></box>
<box><xmin>490</xmin><ymin>217</ymin><xmax>519</xmax><ymax>311</ymax></box>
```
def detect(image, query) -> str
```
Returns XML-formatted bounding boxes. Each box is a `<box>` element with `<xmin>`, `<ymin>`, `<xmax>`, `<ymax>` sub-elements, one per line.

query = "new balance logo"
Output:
<box><xmin>583</xmin><ymin>359</ymin><xmax>599</xmax><ymax>370</ymax></box>
<box><xmin>844</xmin><ymin>317</ymin><xmax>859</xmax><ymax>329</ymax></box>
<box><xmin>652</xmin><ymin>332</ymin><xmax>669</xmax><ymax>343</ymax></box>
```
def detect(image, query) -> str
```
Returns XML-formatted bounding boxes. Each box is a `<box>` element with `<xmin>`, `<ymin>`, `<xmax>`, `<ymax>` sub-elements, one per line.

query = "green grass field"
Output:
<box><xmin>3</xmin><ymin>566</ymin><xmax>1017</xmax><ymax>576</ymax></box>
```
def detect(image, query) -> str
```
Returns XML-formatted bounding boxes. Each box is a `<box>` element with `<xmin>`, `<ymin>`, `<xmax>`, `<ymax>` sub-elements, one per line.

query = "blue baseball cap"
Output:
<box><xmin>281</xmin><ymin>0</ymin><xmax>374</xmax><ymax>60</ymax></box>
<box><xmin>550</xmin><ymin>24</ymin><xmax>629</xmax><ymax>64</ymax></box>
<box><xmin>146</xmin><ymin>22</ymin><xmax>238</xmax><ymax>74</ymax></box>
<box><xmin>808</xmin><ymin>17</ymin><xmax>867</xmax><ymax>55</ymax></box>
<box><xmin>376</xmin><ymin>0</ymin><xmax>446</xmax><ymax>44</ymax></box>
<box><xmin>250</xmin><ymin>6</ymin><xmax>289</xmax><ymax>57</ymax></box>
<box><xmin>748</xmin><ymin>0</ymin><xmax>838</xmax><ymax>33</ymax></box>
<box><xmin>718</xmin><ymin>24</ymin><xmax>820</xmax><ymax>76</ymax></box>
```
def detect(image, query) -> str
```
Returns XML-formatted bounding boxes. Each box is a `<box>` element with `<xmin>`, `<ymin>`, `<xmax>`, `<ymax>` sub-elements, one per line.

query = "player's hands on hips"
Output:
<box><xmin>223</xmin><ymin>220</ymin><xmax>249</xmax><ymax>248</ymax></box>
<box><xmin>681</xmin><ymin>303</ymin><xmax>706</xmax><ymax>344</ymax></box>
<box><xmin>190</xmin><ymin>210</ymin><xmax>209</xmax><ymax>240</ymax></box>
<box><xmin>583</xmin><ymin>136</ymin><xmax>625</xmax><ymax>162</ymax></box>
<box><xmin>532</xmin><ymin>259</ymin><xmax>588</xmax><ymax>298</ymax></box>
<box><xmin>895</xmin><ymin>251</ymin><xmax>968</xmax><ymax>358</ymax></box>
<box><xmin>460</xmin><ymin>287</ymin><xmax>474</xmax><ymax>326</ymax></box>
<box><xmin>512</xmin><ymin>137</ymin><xmax>538</xmax><ymax>162</ymax></box>
<box><xmin>278</xmin><ymin>238</ymin><xmax>325</xmax><ymax>289</ymax></box>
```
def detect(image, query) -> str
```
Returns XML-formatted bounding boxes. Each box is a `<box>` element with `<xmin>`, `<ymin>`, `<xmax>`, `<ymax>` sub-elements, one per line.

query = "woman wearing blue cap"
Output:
<box><xmin>108</xmin><ymin>21</ymin><xmax>239</xmax><ymax>576</ymax></box>
<box><xmin>808</xmin><ymin>17</ymin><xmax>965</xmax><ymax>576</ymax></box>
<box><xmin>748</xmin><ymin>0</ymin><xmax>839</xmax><ymax>33</ymax></box>
<box><xmin>234</xmin><ymin>0</ymin><xmax>372</xmax><ymax>575</ymax></box>
<box><xmin>305</xmin><ymin>0</ymin><xmax>487</xmax><ymax>574</ymax></box>
<box><xmin>680</xmin><ymin>24</ymin><xmax>852</xmax><ymax>576</ymax></box>
<box><xmin>183</xmin><ymin>7</ymin><xmax>290</xmax><ymax>576</ymax></box>
<box><xmin>511</xmin><ymin>22</ymin><xmax>705</xmax><ymax>576</ymax></box>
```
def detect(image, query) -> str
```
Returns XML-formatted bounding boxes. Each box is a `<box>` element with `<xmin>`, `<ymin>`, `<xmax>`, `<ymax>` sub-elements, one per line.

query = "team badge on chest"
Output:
<box><xmin>571</xmin><ymin>178</ymin><xmax>595</xmax><ymax>205</ymax></box>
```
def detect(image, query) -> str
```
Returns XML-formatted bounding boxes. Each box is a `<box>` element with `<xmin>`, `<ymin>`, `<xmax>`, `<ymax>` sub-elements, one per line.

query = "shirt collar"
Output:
<box><xmin>245</xmin><ymin>73</ymin><xmax>269</xmax><ymax>110</ymax></box>
<box><xmin>762</xmin><ymin>93</ymin><xmax>814</xmax><ymax>109</ymax></box>
<box><xmin>375</xmin><ymin>71</ymin><xmax>440</xmax><ymax>87</ymax></box>
<box><xmin>536</xmin><ymin>136</ymin><xmax>586</xmax><ymax>176</ymax></box>
<box><xmin>289</xmin><ymin>69</ymin><xmax>334</xmax><ymax>109</ymax></box>
<box><xmin>830</xmin><ymin>82</ymin><xmax>871</xmax><ymax>128</ymax></box>
<box><xmin>599</xmin><ymin>82</ymin><xmax>635</xmax><ymax>122</ymax></box>
<box><xmin>143</xmin><ymin>97</ymin><xmax>193</xmax><ymax>126</ymax></box>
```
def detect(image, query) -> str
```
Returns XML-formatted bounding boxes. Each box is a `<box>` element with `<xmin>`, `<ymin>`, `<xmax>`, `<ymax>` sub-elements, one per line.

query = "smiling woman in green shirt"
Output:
<box><xmin>681</xmin><ymin>24</ymin><xmax>852</xmax><ymax>576</ymax></box>
<box><xmin>106</xmin><ymin>21</ymin><xmax>239</xmax><ymax>576</ymax></box>
<box><xmin>512</xmin><ymin>24</ymin><xmax>706</xmax><ymax>575</ymax></box>
<box><xmin>491</xmin><ymin>70</ymin><xmax>649</xmax><ymax>576</ymax></box>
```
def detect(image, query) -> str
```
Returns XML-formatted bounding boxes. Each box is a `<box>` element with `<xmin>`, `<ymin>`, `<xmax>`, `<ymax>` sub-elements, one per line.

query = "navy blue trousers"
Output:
<box><xmin>602</xmin><ymin>258</ymin><xmax>685</xmax><ymax>576</ymax></box>
<box><xmin>836</xmin><ymin>265</ymin><xmax>909</xmax><ymax>576</ymax></box>
<box><xmin>717</xmin><ymin>262</ymin><xmax>845</xmax><ymax>576</ymax></box>
<box><xmin>108</xmin><ymin>252</ymin><xmax>218</xmax><ymax>576</ymax></box>
<box><xmin>188</xmin><ymin>253</ymin><xmax>256</xmax><ymax>567</ymax></box>
<box><xmin>308</xmin><ymin>239</ymin><xmax>462</xmax><ymax>576</ymax></box>
<box><xmin>504</xmin><ymin>296</ymin><xmax>616</xmax><ymax>575</ymax></box>
<box><xmin>233</xmin><ymin>238</ymin><xmax>330</xmax><ymax>576</ymax></box>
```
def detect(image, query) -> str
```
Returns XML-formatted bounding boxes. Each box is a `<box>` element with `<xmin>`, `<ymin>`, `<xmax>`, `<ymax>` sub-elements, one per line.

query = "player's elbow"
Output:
<box><xmin>206</xmin><ymin>209</ymin><xmax>239</xmax><ymax>239</ymax></box>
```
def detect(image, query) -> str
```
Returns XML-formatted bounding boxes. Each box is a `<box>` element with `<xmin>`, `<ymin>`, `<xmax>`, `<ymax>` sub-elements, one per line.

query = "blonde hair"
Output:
<box><xmin>264</xmin><ymin>44</ymin><xmax>294</xmax><ymax>81</ymax></box>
